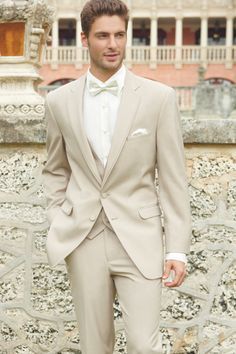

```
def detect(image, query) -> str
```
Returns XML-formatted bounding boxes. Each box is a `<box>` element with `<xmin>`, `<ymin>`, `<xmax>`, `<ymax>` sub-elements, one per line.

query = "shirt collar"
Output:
<box><xmin>86</xmin><ymin>64</ymin><xmax>126</xmax><ymax>94</ymax></box>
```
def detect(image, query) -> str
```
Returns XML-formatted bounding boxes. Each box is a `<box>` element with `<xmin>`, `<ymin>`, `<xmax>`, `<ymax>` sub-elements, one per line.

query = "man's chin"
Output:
<box><xmin>102</xmin><ymin>60</ymin><xmax>123</xmax><ymax>71</ymax></box>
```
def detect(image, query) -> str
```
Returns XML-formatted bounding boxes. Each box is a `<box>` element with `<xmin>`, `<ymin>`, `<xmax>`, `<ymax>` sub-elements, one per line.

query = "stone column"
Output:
<box><xmin>0</xmin><ymin>0</ymin><xmax>54</xmax><ymax>142</ymax></box>
<box><xmin>51</xmin><ymin>19</ymin><xmax>59</xmax><ymax>70</ymax></box>
<box><xmin>150</xmin><ymin>15</ymin><xmax>158</xmax><ymax>69</ymax></box>
<box><xmin>175</xmin><ymin>15</ymin><xmax>183</xmax><ymax>69</ymax></box>
<box><xmin>75</xmin><ymin>16</ymin><xmax>82</xmax><ymax>69</ymax></box>
<box><xmin>225</xmin><ymin>15</ymin><xmax>233</xmax><ymax>69</ymax></box>
<box><xmin>200</xmin><ymin>15</ymin><xmax>208</xmax><ymax>67</ymax></box>
<box><xmin>126</xmin><ymin>17</ymin><xmax>133</xmax><ymax>68</ymax></box>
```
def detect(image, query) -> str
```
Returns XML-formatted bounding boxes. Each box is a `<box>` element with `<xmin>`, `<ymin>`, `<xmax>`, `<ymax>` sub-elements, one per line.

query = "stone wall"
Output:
<box><xmin>0</xmin><ymin>142</ymin><xmax>235</xmax><ymax>354</ymax></box>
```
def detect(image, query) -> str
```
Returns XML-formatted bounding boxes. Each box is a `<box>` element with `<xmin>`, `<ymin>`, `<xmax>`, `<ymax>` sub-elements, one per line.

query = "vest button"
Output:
<box><xmin>89</xmin><ymin>215</ymin><xmax>96</xmax><ymax>221</ymax></box>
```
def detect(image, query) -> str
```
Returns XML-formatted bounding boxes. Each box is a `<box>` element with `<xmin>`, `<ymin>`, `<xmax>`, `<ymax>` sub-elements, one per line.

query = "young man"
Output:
<box><xmin>43</xmin><ymin>0</ymin><xmax>192</xmax><ymax>353</ymax></box>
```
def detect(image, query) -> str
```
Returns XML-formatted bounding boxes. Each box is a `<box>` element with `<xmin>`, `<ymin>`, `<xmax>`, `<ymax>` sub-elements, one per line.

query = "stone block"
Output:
<box><xmin>31</xmin><ymin>264</ymin><xmax>74</xmax><ymax>315</ymax></box>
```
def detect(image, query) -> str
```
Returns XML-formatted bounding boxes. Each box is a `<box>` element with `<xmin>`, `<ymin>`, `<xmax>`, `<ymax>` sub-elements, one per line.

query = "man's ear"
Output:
<box><xmin>81</xmin><ymin>32</ymin><xmax>88</xmax><ymax>47</ymax></box>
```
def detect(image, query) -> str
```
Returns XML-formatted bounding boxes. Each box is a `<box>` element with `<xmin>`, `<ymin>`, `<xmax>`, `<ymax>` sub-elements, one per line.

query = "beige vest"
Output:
<box><xmin>86</xmin><ymin>142</ymin><xmax>114</xmax><ymax>240</ymax></box>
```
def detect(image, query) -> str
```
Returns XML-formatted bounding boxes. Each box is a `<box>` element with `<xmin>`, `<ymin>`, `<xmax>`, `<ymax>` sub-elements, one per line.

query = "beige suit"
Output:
<box><xmin>43</xmin><ymin>69</ymin><xmax>192</xmax><ymax>353</ymax></box>
<box><xmin>43</xmin><ymin>69</ymin><xmax>191</xmax><ymax>276</ymax></box>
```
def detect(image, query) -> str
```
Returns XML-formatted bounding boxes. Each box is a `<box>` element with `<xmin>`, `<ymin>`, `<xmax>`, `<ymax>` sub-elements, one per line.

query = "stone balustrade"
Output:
<box><xmin>38</xmin><ymin>84</ymin><xmax>236</xmax><ymax>116</ymax></box>
<box><xmin>43</xmin><ymin>45</ymin><xmax>236</xmax><ymax>68</ymax></box>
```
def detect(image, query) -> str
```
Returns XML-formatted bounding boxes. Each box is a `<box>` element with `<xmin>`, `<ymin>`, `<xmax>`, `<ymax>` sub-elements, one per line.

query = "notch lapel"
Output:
<box><xmin>102</xmin><ymin>71</ymin><xmax>141</xmax><ymax>187</ymax></box>
<box><xmin>68</xmin><ymin>75</ymin><xmax>102</xmax><ymax>185</ymax></box>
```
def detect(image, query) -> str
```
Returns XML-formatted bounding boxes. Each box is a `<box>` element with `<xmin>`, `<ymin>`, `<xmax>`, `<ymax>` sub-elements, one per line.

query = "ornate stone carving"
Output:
<box><xmin>0</xmin><ymin>104</ymin><xmax>45</xmax><ymax>120</ymax></box>
<box><xmin>0</xmin><ymin>0</ymin><xmax>55</xmax><ymax>63</ymax></box>
<box><xmin>0</xmin><ymin>0</ymin><xmax>54</xmax><ymax>143</ymax></box>
<box><xmin>0</xmin><ymin>0</ymin><xmax>54</xmax><ymax>25</ymax></box>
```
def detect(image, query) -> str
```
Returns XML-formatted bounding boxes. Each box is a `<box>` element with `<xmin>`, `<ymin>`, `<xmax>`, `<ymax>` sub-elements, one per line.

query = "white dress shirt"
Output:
<box><xmin>84</xmin><ymin>65</ymin><xmax>125</xmax><ymax>166</ymax></box>
<box><xmin>83</xmin><ymin>65</ymin><xmax>187</xmax><ymax>265</ymax></box>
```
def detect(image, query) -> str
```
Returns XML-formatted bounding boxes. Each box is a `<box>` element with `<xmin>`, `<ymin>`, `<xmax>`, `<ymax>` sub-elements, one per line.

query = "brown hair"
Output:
<box><xmin>81</xmin><ymin>0</ymin><xmax>129</xmax><ymax>37</ymax></box>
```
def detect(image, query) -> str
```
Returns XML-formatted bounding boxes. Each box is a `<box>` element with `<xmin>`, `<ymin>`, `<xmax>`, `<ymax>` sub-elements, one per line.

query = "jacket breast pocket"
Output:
<box><xmin>127</xmin><ymin>132</ymin><xmax>151</xmax><ymax>141</ymax></box>
<box><xmin>138</xmin><ymin>204</ymin><xmax>161</xmax><ymax>219</ymax></box>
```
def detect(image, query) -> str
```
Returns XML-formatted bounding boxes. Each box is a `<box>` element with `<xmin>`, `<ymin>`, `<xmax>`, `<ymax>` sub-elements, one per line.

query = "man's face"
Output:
<box><xmin>81</xmin><ymin>15</ymin><xmax>127</xmax><ymax>80</ymax></box>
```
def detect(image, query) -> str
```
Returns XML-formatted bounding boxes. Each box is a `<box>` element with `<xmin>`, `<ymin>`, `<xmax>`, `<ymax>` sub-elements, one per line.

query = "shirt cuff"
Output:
<box><xmin>165</xmin><ymin>253</ymin><xmax>187</xmax><ymax>264</ymax></box>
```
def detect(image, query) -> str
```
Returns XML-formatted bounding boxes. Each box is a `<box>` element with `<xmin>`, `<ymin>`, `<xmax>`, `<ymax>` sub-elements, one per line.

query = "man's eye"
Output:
<box><xmin>116</xmin><ymin>33</ymin><xmax>125</xmax><ymax>38</ymax></box>
<box><xmin>98</xmin><ymin>34</ymin><xmax>107</xmax><ymax>39</ymax></box>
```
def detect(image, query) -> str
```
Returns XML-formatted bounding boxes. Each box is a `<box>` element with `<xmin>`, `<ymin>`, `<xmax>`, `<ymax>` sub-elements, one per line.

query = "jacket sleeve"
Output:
<box><xmin>156</xmin><ymin>88</ymin><xmax>192</xmax><ymax>254</ymax></box>
<box><xmin>42</xmin><ymin>96</ymin><xmax>71</xmax><ymax>224</ymax></box>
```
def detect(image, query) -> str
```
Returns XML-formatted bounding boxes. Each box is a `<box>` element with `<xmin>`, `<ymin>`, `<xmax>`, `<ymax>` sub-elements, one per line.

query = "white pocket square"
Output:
<box><xmin>129</xmin><ymin>128</ymin><xmax>150</xmax><ymax>139</ymax></box>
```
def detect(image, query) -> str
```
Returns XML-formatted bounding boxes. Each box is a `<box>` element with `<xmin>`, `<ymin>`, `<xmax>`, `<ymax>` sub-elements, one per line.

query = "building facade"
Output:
<box><xmin>40</xmin><ymin>0</ymin><xmax>236</xmax><ymax>88</ymax></box>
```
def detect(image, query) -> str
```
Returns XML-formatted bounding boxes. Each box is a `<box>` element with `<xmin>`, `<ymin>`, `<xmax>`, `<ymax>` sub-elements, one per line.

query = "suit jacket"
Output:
<box><xmin>42</xmin><ymin>68</ymin><xmax>192</xmax><ymax>279</ymax></box>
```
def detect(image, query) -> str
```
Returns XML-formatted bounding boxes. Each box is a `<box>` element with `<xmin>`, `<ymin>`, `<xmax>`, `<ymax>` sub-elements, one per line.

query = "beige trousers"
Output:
<box><xmin>65</xmin><ymin>226</ymin><xmax>163</xmax><ymax>354</ymax></box>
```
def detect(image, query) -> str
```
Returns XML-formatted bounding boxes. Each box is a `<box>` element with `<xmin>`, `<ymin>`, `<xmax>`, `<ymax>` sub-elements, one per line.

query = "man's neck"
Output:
<box><xmin>89</xmin><ymin>65</ymin><xmax>123</xmax><ymax>82</ymax></box>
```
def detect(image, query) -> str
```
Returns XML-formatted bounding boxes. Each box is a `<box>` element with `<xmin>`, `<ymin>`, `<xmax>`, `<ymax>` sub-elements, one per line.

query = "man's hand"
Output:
<box><xmin>162</xmin><ymin>260</ymin><xmax>187</xmax><ymax>287</ymax></box>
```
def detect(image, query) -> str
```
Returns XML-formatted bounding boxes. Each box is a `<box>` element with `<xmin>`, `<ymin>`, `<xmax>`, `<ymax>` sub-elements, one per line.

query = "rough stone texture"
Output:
<box><xmin>194</xmin><ymin>83</ymin><xmax>236</xmax><ymax>119</ymax></box>
<box><xmin>182</xmin><ymin>119</ymin><xmax>236</xmax><ymax>144</ymax></box>
<box><xmin>31</xmin><ymin>264</ymin><xmax>74</xmax><ymax>315</ymax></box>
<box><xmin>0</xmin><ymin>145</ymin><xmax>235</xmax><ymax>354</ymax></box>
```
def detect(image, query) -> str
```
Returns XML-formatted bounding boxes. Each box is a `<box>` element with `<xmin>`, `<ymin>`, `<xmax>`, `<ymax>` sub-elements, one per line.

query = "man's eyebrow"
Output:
<box><xmin>95</xmin><ymin>31</ymin><xmax>108</xmax><ymax>35</ymax></box>
<box><xmin>95</xmin><ymin>30</ymin><xmax>126</xmax><ymax>35</ymax></box>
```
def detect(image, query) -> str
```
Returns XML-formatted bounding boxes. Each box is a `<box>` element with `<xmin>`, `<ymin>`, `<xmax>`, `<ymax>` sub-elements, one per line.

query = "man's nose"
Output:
<box><xmin>108</xmin><ymin>35</ymin><xmax>117</xmax><ymax>48</ymax></box>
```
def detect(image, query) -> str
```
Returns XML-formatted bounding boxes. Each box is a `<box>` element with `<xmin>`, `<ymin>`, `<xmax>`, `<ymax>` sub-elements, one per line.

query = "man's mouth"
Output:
<box><xmin>104</xmin><ymin>53</ymin><xmax>119</xmax><ymax>60</ymax></box>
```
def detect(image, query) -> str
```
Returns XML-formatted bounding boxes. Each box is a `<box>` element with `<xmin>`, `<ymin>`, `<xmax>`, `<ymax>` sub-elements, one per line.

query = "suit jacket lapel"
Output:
<box><xmin>102</xmin><ymin>70</ymin><xmax>141</xmax><ymax>187</ymax></box>
<box><xmin>69</xmin><ymin>75</ymin><xmax>102</xmax><ymax>185</ymax></box>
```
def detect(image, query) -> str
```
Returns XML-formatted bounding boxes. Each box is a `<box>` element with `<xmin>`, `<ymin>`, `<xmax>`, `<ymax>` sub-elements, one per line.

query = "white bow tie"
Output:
<box><xmin>88</xmin><ymin>80</ymin><xmax>119</xmax><ymax>96</ymax></box>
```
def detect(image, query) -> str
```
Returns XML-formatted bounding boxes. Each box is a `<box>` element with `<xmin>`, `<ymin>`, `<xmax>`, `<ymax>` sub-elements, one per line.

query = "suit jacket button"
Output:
<box><xmin>101</xmin><ymin>192</ymin><xmax>109</xmax><ymax>198</ymax></box>
<box><xmin>89</xmin><ymin>216</ymin><xmax>96</xmax><ymax>221</ymax></box>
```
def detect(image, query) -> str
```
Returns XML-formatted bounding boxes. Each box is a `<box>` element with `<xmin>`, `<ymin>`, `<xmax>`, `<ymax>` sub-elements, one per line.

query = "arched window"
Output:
<box><xmin>205</xmin><ymin>78</ymin><xmax>234</xmax><ymax>85</ymax></box>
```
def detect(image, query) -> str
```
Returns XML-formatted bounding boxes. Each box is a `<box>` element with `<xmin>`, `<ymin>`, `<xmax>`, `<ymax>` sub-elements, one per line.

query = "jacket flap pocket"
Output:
<box><xmin>139</xmin><ymin>205</ymin><xmax>161</xmax><ymax>219</ymax></box>
<box><xmin>61</xmin><ymin>199</ymin><xmax>73</xmax><ymax>215</ymax></box>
